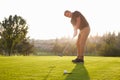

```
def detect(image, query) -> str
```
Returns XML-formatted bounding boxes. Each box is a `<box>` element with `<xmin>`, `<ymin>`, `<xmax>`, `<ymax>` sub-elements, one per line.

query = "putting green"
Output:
<box><xmin>0</xmin><ymin>56</ymin><xmax>120</xmax><ymax>80</ymax></box>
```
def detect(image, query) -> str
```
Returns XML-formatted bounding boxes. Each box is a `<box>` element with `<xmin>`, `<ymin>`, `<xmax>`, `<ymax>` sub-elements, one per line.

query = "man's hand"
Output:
<box><xmin>73</xmin><ymin>16</ymin><xmax>80</xmax><ymax>38</ymax></box>
<box><xmin>73</xmin><ymin>27</ymin><xmax>78</xmax><ymax>38</ymax></box>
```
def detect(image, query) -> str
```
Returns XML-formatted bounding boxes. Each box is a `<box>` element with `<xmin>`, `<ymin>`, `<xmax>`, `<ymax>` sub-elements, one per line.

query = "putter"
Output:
<box><xmin>59</xmin><ymin>37</ymin><xmax>74</xmax><ymax>57</ymax></box>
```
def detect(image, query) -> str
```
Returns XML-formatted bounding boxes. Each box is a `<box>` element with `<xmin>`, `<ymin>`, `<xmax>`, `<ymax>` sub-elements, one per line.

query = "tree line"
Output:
<box><xmin>29</xmin><ymin>32</ymin><xmax>120</xmax><ymax>56</ymax></box>
<box><xmin>34</xmin><ymin>32</ymin><xmax>120</xmax><ymax>57</ymax></box>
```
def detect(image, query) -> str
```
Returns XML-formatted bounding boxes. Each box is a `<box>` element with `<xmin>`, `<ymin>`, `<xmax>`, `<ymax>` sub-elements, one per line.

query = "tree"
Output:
<box><xmin>0</xmin><ymin>15</ymin><xmax>28</xmax><ymax>56</ymax></box>
<box><xmin>16</xmin><ymin>39</ymin><xmax>34</xmax><ymax>56</ymax></box>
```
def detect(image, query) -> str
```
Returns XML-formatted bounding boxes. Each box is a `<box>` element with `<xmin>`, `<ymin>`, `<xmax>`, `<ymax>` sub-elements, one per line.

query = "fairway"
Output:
<box><xmin>0</xmin><ymin>56</ymin><xmax>120</xmax><ymax>80</ymax></box>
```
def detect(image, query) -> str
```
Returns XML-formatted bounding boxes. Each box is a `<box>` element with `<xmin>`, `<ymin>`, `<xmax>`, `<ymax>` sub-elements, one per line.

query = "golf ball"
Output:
<box><xmin>64</xmin><ymin>70</ymin><xmax>67</xmax><ymax>74</ymax></box>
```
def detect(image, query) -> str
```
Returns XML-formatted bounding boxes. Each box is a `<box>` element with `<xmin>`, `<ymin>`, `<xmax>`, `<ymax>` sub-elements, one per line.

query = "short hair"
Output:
<box><xmin>64</xmin><ymin>10</ymin><xmax>71</xmax><ymax>16</ymax></box>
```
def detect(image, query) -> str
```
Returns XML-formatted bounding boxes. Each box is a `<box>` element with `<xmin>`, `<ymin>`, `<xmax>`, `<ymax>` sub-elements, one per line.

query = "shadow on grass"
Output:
<box><xmin>64</xmin><ymin>63</ymin><xmax>90</xmax><ymax>80</ymax></box>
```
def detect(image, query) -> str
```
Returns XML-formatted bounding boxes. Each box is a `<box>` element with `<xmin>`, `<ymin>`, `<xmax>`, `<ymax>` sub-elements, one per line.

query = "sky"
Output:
<box><xmin>0</xmin><ymin>0</ymin><xmax>120</xmax><ymax>40</ymax></box>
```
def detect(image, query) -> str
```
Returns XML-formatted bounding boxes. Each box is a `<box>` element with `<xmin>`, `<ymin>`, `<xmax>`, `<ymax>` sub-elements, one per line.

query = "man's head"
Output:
<box><xmin>64</xmin><ymin>10</ymin><xmax>72</xmax><ymax>18</ymax></box>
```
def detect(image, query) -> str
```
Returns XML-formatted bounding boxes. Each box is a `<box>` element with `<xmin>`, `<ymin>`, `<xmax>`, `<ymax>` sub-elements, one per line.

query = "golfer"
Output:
<box><xmin>64</xmin><ymin>10</ymin><xmax>90</xmax><ymax>63</ymax></box>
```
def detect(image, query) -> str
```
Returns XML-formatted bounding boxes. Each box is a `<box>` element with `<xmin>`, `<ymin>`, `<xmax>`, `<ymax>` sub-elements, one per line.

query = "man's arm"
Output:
<box><xmin>73</xmin><ymin>16</ymin><xmax>81</xmax><ymax>38</ymax></box>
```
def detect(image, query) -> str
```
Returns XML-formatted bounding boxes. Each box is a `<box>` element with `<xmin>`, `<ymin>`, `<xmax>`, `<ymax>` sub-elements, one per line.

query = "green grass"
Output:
<box><xmin>0</xmin><ymin>56</ymin><xmax>120</xmax><ymax>80</ymax></box>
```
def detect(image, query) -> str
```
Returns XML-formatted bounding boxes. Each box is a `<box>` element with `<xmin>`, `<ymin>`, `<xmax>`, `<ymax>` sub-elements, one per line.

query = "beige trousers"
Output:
<box><xmin>77</xmin><ymin>27</ymin><xmax>90</xmax><ymax>59</ymax></box>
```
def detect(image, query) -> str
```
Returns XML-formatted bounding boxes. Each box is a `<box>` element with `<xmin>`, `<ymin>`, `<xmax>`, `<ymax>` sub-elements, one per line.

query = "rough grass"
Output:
<box><xmin>0</xmin><ymin>56</ymin><xmax>120</xmax><ymax>80</ymax></box>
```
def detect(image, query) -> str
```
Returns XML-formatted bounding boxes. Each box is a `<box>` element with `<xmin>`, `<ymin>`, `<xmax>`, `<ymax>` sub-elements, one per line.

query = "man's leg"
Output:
<box><xmin>77</xmin><ymin>27</ymin><xmax>90</xmax><ymax>60</ymax></box>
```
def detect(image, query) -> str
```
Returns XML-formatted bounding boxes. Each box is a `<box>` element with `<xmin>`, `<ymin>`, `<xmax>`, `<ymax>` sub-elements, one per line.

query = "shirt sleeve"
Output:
<box><xmin>71</xmin><ymin>11</ymin><xmax>80</xmax><ymax>26</ymax></box>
